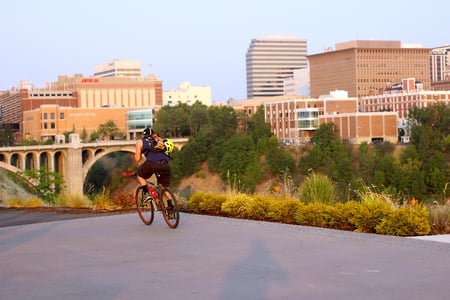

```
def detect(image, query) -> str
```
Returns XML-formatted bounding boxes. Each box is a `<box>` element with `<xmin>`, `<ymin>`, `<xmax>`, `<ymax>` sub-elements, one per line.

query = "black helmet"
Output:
<box><xmin>142</xmin><ymin>127</ymin><xmax>154</xmax><ymax>137</ymax></box>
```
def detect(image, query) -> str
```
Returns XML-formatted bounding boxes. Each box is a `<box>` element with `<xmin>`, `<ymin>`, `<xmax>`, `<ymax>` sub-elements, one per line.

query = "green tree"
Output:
<box><xmin>90</xmin><ymin>131</ymin><xmax>99</xmax><ymax>141</ymax></box>
<box><xmin>81</xmin><ymin>126</ymin><xmax>88</xmax><ymax>141</ymax></box>
<box><xmin>189</xmin><ymin>102</ymin><xmax>209</xmax><ymax>136</ymax></box>
<box><xmin>246</xmin><ymin>105</ymin><xmax>272</xmax><ymax>144</ymax></box>
<box><xmin>265</xmin><ymin>141</ymin><xmax>296</xmax><ymax>175</ymax></box>
<box><xmin>97</xmin><ymin>120</ymin><xmax>121</xmax><ymax>140</ymax></box>
<box><xmin>406</xmin><ymin>103</ymin><xmax>450</xmax><ymax>200</ymax></box>
<box><xmin>358</xmin><ymin>142</ymin><xmax>377</xmax><ymax>182</ymax></box>
<box><xmin>20</xmin><ymin>167</ymin><xmax>65</xmax><ymax>204</ymax></box>
<box><xmin>208</xmin><ymin>106</ymin><xmax>237</xmax><ymax>139</ymax></box>
<box><xmin>0</xmin><ymin>123</ymin><xmax>15</xmax><ymax>146</ymax></box>
<box><xmin>219</xmin><ymin>134</ymin><xmax>261</xmax><ymax>193</ymax></box>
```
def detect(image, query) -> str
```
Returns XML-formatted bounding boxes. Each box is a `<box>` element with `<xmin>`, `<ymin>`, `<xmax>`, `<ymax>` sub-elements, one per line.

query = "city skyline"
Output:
<box><xmin>1</xmin><ymin>0</ymin><xmax>449</xmax><ymax>101</ymax></box>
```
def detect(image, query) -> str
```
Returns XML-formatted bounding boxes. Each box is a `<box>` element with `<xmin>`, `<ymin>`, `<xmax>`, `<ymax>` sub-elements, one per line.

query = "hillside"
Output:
<box><xmin>176</xmin><ymin>162</ymin><xmax>278</xmax><ymax>195</ymax></box>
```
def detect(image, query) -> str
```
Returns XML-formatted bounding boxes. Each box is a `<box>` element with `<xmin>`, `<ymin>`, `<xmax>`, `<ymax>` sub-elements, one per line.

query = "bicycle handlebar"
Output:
<box><xmin>123</xmin><ymin>172</ymin><xmax>137</xmax><ymax>177</ymax></box>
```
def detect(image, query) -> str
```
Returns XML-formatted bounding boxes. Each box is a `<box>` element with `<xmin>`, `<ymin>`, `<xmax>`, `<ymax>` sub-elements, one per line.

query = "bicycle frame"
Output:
<box><xmin>123</xmin><ymin>171</ymin><xmax>180</xmax><ymax>228</ymax></box>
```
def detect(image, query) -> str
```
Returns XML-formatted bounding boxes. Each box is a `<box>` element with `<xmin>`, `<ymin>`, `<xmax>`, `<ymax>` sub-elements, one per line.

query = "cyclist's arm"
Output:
<box><xmin>134</xmin><ymin>139</ymin><xmax>143</xmax><ymax>162</ymax></box>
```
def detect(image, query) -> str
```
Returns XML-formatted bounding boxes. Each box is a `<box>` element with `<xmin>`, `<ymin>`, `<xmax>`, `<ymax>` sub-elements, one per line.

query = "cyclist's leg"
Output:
<box><xmin>137</xmin><ymin>162</ymin><xmax>155</xmax><ymax>194</ymax></box>
<box><xmin>160</xmin><ymin>186</ymin><xmax>179</xmax><ymax>228</ymax></box>
<box><xmin>156</xmin><ymin>163</ymin><xmax>173</xmax><ymax>204</ymax></box>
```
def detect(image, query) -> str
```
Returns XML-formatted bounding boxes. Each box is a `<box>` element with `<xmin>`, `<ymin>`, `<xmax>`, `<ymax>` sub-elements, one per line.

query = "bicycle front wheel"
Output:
<box><xmin>135</xmin><ymin>186</ymin><xmax>154</xmax><ymax>225</ymax></box>
<box><xmin>160</xmin><ymin>187</ymin><xmax>180</xmax><ymax>228</ymax></box>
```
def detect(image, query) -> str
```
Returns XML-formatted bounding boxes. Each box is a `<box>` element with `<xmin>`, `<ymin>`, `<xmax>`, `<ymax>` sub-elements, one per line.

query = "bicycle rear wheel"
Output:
<box><xmin>135</xmin><ymin>186</ymin><xmax>154</xmax><ymax>225</ymax></box>
<box><xmin>160</xmin><ymin>187</ymin><xmax>180</xmax><ymax>228</ymax></box>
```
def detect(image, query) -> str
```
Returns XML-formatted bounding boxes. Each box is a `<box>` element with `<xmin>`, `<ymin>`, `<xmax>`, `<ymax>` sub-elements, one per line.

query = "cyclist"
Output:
<box><xmin>134</xmin><ymin>127</ymin><xmax>171</xmax><ymax>199</ymax></box>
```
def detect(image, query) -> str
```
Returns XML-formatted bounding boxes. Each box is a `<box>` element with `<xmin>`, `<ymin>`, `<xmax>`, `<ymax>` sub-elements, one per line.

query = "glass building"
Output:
<box><xmin>126</xmin><ymin>109</ymin><xmax>153</xmax><ymax>139</ymax></box>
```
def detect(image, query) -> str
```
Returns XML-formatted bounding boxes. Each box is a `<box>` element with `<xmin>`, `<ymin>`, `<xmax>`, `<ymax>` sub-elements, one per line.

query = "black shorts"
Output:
<box><xmin>137</xmin><ymin>160</ymin><xmax>171</xmax><ymax>187</ymax></box>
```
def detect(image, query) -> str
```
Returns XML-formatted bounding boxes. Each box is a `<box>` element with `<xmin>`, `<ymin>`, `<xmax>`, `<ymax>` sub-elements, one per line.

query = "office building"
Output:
<box><xmin>308</xmin><ymin>40</ymin><xmax>431</xmax><ymax>100</ymax></box>
<box><xmin>163</xmin><ymin>82</ymin><xmax>211</xmax><ymax>106</ymax></box>
<box><xmin>430</xmin><ymin>46</ymin><xmax>450</xmax><ymax>82</ymax></box>
<box><xmin>246</xmin><ymin>35</ymin><xmax>308</xmax><ymax>98</ymax></box>
<box><xmin>93</xmin><ymin>60</ymin><xmax>141</xmax><ymax>78</ymax></box>
<box><xmin>284</xmin><ymin>68</ymin><xmax>310</xmax><ymax>96</ymax></box>
<box><xmin>1</xmin><ymin>73</ymin><xmax>162</xmax><ymax>142</ymax></box>
<box><xmin>262</xmin><ymin>90</ymin><xmax>397</xmax><ymax>144</ymax></box>
<box><xmin>22</xmin><ymin>105</ymin><xmax>156</xmax><ymax>141</ymax></box>
<box><xmin>361</xmin><ymin>77</ymin><xmax>450</xmax><ymax>141</ymax></box>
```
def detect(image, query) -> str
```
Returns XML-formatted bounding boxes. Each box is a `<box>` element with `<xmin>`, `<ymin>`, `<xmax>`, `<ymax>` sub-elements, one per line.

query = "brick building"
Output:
<box><xmin>308</xmin><ymin>40</ymin><xmax>431</xmax><ymax>100</ymax></box>
<box><xmin>2</xmin><ymin>74</ymin><xmax>162</xmax><ymax>142</ymax></box>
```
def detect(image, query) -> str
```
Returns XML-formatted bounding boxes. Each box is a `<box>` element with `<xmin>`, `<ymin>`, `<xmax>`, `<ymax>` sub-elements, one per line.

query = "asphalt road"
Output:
<box><xmin>1</xmin><ymin>210</ymin><xmax>450</xmax><ymax>300</ymax></box>
<box><xmin>0</xmin><ymin>207</ymin><xmax>131</xmax><ymax>228</ymax></box>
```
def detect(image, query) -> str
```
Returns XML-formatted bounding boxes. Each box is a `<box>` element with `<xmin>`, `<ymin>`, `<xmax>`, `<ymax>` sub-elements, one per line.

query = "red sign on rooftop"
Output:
<box><xmin>81</xmin><ymin>78</ymin><xmax>99</xmax><ymax>83</ymax></box>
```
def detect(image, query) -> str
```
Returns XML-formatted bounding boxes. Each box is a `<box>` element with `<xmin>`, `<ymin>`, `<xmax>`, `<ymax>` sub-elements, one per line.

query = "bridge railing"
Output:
<box><xmin>0</xmin><ymin>138</ymin><xmax>189</xmax><ymax>152</ymax></box>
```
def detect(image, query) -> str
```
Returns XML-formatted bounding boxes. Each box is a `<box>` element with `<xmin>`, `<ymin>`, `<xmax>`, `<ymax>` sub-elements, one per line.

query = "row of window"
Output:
<box><xmin>41</xmin><ymin>112</ymin><xmax>65</xmax><ymax>120</ymax></box>
<box><xmin>30</xmin><ymin>92</ymin><xmax>73</xmax><ymax>97</ymax></box>
<box><xmin>42</xmin><ymin>122</ymin><xmax>56</xmax><ymax>129</ymax></box>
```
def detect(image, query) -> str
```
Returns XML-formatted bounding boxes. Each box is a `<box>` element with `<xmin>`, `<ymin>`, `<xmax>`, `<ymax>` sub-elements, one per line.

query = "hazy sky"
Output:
<box><xmin>1</xmin><ymin>0</ymin><xmax>448</xmax><ymax>101</ymax></box>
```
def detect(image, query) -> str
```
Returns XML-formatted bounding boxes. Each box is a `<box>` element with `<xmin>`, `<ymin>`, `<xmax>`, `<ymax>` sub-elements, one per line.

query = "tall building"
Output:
<box><xmin>308</xmin><ymin>40</ymin><xmax>431</xmax><ymax>100</ymax></box>
<box><xmin>93</xmin><ymin>60</ymin><xmax>142</xmax><ymax>78</ymax></box>
<box><xmin>246</xmin><ymin>35</ymin><xmax>308</xmax><ymax>98</ymax></box>
<box><xmin>430</xmin><ymin>46</ymin><xmax>450</xmax><ymax>82</ymax></box>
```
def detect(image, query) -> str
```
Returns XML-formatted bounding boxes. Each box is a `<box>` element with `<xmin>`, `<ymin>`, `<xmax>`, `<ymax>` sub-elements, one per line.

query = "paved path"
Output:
<box><xmin>1</xmin><ymin>212</ymin><xmax>450</xmax><ymax>300</ymax></box>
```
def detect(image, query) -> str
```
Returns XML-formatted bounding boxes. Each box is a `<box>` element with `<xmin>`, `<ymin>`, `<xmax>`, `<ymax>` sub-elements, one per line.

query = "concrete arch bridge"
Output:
<box><xmin>0</xmin><ymin>135</ymin><xmax>188</xmax><ymax>195</ymax></box>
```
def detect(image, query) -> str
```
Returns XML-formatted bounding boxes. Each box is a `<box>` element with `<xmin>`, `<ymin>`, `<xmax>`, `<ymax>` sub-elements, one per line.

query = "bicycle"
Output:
<box><xmin>123</xmin><ymin>172</ymin><xmax>180</xmax><ymax>228</ymax></box>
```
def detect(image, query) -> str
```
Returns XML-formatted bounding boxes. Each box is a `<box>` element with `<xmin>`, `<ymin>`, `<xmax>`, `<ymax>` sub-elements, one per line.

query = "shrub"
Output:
<box><xmin>349</xmin><ymin>197</ymin><xmax>394</xmax><ymax>233</ymax></box>
<box><xmin>188</xmin><ymin>192</ymin><xmax>227</xmax><ymax>215</ymax></box>
<box><xmin>376</xmin><ymin>205</ymin><xmax>431</xmax><ymax>236</ymax></box>
<box><xmin>6</xmin><ymin>198</ymin><xmax>44</xmax><ymax>208</ymax></box>
<box><xmin>111</xmin><ymin>192</ymin><xmax>135</xmax><ymax>209</ymax></box>
<box><xmin>267</xmin><ymin>197</ymin><xmax>303</xmax><ymax>224</ymax></box>
<box><xmin>428</xmin><ymin>204</ymin><xmax>450</xmax><ymax>235</ymax></box>
<box><xmin>92</xmin><ymin>189</ymin><xmax>115</xmax><ymax>210</ymax></box>
<box><xmin>221</xmin><ymin>193</ymin><xmax>252</xmax><ymax>218</ymax></box>
<box><xmin>333</xmin><ymin>201</ymin><xmax>358</xmax><ymax>231</ymax></box>
<box><xmin>299</xmin><ymin>173</ymin><xmax>335</xmax><ymax>204</ymax></box>
<box><xmin>55</xmin><ymin>193</ymin><xmax>91</xmax><ymax>208</ymax></box>
<box><xmin>296</xmin><ymin>202</ymin><xmax>337</xmax><ymax>228</ymax></box>
<box><xmin>246</xmin><ymin>195</ymin><xmax>274</xmax><ymax>221</ymax></box>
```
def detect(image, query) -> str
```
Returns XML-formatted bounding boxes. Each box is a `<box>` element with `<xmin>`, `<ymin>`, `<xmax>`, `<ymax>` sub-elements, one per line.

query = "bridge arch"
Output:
<box><xmin>0</xmin><ymin>162</ymin><xmax>38</xmax><ymax>192</ymax></box>
<box><xmin>81</xmin><ymin>145</ymin><xmax>136</xmax><ymax>193</ymax></box>
<box><xmin>0</xmin><ymin>138</ymin><xmax>188</xmax><ymax>195</ymax></box>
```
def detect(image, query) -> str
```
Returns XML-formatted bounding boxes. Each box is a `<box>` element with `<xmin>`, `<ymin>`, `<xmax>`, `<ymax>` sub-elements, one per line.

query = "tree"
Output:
<box><xmin>189</xmin><ymin>103</ymin><xmax>209</xmax><ymax>136</ymax></box>
<box><xmin>81</xmin><ymin>126</ymin><xmax>88</xmax><ymax>141</ymax></box>
<box><xmin>406</xmin><ymin>104</ymin><xmax>450</xmax><ymax>201</ymax></box>
<box><xmin>20</xmin><ymin>167</ymin><xmax>65</xmax><ymax>204</ymax></box>
<box><xmin>97</xmin><ymin>120</ymin><xmax>121</xmax><ymax>140</ymax></box>
<box><xmin>208</xmin><ymin>106</ymin><xmax>237</xmax><ymax>139</ymax></box>
<box><xmin>0</xmin><ymin>123</ymin><xmax>15</xmax><ymax>146</ymax></box>
<box><xmin>219</xmin><ymin>134</ymin><xmax>261</xmax><ymax>193</ymax></box>
<box><xmin>246</xmin><ymin>105</ymin><xmax>272</xmax><ymax>144</ymax></box>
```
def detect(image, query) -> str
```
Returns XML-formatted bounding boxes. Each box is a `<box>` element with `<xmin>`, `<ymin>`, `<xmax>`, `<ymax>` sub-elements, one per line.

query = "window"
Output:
<box><xmin>60</xmin><ymin>112</ymin><xmax>65</xmax><ymax>119</ymax></box>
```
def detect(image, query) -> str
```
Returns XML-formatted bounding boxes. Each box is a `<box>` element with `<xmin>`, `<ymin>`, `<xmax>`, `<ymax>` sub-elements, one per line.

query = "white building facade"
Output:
<box><xmin>93</xmin><ymin>60</ymin><xmax>142</xmax><ymax>78</ymax></box>
<box><xmin>163</xmin><ymin>82</ymin><xmax>211</xmax><ymax>106</ymax></box>
<box><xmin>246</xmin><ymin>35</ymin><xmax>308</xmax><ymax>98</ymax></box>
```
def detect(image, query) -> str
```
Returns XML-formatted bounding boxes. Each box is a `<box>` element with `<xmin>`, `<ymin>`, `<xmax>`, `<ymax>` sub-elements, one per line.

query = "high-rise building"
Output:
<box><xmin>246</xmin><ymin>35</ymin><xmax>308</xmax><ymax>99</ymax></box>
<box><xmin>308</xmin><ymin>40</ymin><xmax>431</xmax><ymax>100</ymax></box>
<box><xmin>93</xmin><ymin>60</ymin><xmax>142</xmax><ymax>78</ymax></box>
<box><xmin>430</xmin><ymin>46</ymin><xmax>450</xmax><ymax>82</ymax></box>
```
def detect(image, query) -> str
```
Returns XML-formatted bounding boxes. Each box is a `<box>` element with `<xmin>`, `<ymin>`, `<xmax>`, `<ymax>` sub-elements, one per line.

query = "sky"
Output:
<box><xmin>1</xmin><ymin>0</ymin><xmax>449</xmax><ymax>102</ymax></box>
